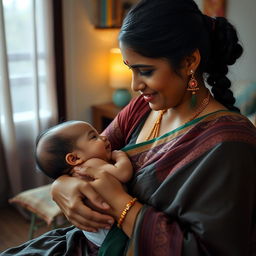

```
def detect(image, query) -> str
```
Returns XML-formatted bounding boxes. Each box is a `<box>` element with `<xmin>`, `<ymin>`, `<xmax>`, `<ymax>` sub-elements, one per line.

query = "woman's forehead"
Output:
<box><xmin>120</xmin><ymin>43</ymin><xmax>171</xmax><ymax>67</ymax></box>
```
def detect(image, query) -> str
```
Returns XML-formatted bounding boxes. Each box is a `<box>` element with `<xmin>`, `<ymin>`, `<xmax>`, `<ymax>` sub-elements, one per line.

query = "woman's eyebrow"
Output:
<box><xmin>123</xmin><ymin>62</ymin><xmax>154</xmax><ymax>69</ymax></box>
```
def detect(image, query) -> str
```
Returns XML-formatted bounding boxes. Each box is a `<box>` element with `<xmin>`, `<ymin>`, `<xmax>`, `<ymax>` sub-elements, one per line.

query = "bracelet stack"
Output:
<box><xmin>117</xmin><ymin>197</ymin><xmax>138</xmax><ymax>228</ymax></box>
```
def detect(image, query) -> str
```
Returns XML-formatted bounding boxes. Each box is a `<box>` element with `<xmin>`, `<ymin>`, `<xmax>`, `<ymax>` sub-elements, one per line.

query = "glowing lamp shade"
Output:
<box><xmin>109</xmin><ymin>48</ymin><xmax>131</xmax><ymax>89</ymax></box>
<box><xmin>109</xmin><ymin>48</ymin><xmax>132</xmax><ymax>107</ymax></box>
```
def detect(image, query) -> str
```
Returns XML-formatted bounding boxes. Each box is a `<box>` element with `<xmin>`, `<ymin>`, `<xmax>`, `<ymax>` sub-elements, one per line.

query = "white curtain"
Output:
<box><xmin>0</xmin><ymin>0</ymin><xmax>58</xmax><ymax>205</ymax></box>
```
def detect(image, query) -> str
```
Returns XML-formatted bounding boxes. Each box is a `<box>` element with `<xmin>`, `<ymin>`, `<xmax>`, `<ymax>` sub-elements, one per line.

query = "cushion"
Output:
<box><xmin>9</xmin><ymin>184</ymin><xmax>63</xmax><ymax>225</ymax></box>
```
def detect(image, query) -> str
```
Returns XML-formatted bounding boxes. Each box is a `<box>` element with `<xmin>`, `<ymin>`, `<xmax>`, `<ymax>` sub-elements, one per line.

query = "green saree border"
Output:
<box><xmin>122</xmin><ymin>109</ymin><xmax>237</xmax><ymax>155</ymax></box>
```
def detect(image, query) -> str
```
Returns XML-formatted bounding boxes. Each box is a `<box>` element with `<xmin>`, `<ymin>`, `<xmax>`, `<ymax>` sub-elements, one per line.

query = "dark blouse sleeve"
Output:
<box><xmin>129</xmin><ymin>141</ymin><xmax>256</xmax><ymax>256</ymax></box>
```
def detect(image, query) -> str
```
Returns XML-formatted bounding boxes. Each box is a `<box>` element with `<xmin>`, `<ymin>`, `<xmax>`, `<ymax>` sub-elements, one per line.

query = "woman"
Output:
<box><xmin>51</xmin><ymin>0</ymin><xmax>256</xmax><ymax>255</ymax></box>
<box><xmin>2</xmin><ymin>0</ymin><xmax>256</xmax><ymax>255</ymax></box>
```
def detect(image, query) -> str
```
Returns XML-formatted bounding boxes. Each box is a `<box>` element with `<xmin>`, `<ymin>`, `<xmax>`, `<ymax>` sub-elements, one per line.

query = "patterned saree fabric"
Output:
<box><xmin>103</xmin><ymin>96</ymin><xmax>256</xmax><ymax>256</ymax></box>
<box><xmin>1</xmin><ymin>96</ymin><xmax>256</xmax><ymax>256</ymax></box>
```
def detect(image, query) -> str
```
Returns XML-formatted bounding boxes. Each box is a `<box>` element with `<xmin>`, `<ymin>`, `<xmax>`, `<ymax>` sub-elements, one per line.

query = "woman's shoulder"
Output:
<box><xmin>116</xmin><ymin>95</ymin><xmax>150</xmax><ymax>143</ymax></box>
<box><xmin>117</xmin><ymin>95</ymin><xmax>149</xmax><ymax>126</ymax></box>
<box><xmin>202</xmin><ymin>109</ymin><xmax>255</xmax><ymax>128</ymax></box>
<box><xmin>195</xmin><ymin>110</ymin><xmax>256</xmax><ymax>145</ymax></box>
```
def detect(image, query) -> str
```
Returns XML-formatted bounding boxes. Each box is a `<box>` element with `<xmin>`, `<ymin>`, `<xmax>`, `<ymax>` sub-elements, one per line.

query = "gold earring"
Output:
<box><xmin>187</xmin><ymin>70</ymin><xmax>199</xmax><ymax>107</ymax></box>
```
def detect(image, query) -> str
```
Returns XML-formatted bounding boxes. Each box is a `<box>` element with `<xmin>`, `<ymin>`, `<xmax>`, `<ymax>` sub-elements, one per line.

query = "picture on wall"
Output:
<box><xmin>203</xmin><ymin>0</ymin><xmax>226</xmax><ymax>17</ymax></box>
<box><xmin>96</xmin><ymin>0</ymin><xmax>134</xmax><ymax>28</ymax></box>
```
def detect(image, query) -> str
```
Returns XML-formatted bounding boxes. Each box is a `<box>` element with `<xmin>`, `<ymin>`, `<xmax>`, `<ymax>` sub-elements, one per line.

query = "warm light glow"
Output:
<box><xmin>109</xmin><ymin>48</ymin><xmax>131</xmax><ymax>89</ymax></box>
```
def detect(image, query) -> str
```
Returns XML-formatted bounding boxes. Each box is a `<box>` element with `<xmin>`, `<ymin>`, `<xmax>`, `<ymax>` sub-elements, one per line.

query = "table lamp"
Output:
<box><xmin>109</xmin><ymin>48</ymin><xmax>132</xmax><ymax>107</ymax></box>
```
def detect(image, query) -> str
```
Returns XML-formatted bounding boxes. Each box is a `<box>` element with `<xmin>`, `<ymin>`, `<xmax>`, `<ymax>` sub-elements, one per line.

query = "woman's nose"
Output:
<box><xmin>131</xmin><ymin>76</ymin><xmax>145</xmax><ymax>92</ymax></box>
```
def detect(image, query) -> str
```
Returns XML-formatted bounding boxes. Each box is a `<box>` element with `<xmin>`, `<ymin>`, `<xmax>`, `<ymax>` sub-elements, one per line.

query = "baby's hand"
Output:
<box><xmin>111</xmin><ymin>150</ymin><xmax>127</xmax><ymax>162</ymax></box>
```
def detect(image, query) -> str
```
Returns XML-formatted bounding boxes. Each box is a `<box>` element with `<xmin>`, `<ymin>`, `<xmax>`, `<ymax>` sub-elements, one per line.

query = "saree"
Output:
<box><xmin>102</xmin><ymin>96</ymin><xmax>256</xmax><ymax>255</ymax></box>
<box><xmin>1</xmin><ymin>96</ymin><xmax>256</xmax><ymax>256</ymax></box>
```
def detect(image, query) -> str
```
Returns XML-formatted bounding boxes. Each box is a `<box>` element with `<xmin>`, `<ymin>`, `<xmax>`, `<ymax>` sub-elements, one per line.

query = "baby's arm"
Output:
<box><xmin>110</xmin><ymin>150</ymin><xmax>133</xmax><ymax>183</ymax></box>
<box><xmin>72</xmin><ymin>151</ymin><xmax>133</xmax><ymax>183</ymax></box>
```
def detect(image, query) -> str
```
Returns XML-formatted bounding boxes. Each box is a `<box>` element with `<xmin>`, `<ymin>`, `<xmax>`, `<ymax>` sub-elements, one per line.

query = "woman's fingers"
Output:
<box><xmin>51</xmin><ymin>175</ymin><xmax>114</xmax><ymax>229</ymax></box>
<box><xmin>65</xmin><ymin>204</ymin><xmax>113</xmax><ymax>231</ymax></box>
<box><xmin>84</xmin><ymin>170</ymin><xmax>127</xmax><ymax>208</ymax></box>
<box><xmin>78</xmin><ymin>179</ymin><xmax>111</xmax><ymax>210</ymax></box>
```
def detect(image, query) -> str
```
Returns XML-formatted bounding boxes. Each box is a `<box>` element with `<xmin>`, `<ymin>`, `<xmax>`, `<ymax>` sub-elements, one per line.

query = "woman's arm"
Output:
<box><xmin>81</xmin><ymin>169</ymin><xmax>143</xmax><ymax>237</ymax></box>
<box><xmin>51</xmin><ymin>175</ymin><xmax>115</xmax><ymax>231</ymax></box>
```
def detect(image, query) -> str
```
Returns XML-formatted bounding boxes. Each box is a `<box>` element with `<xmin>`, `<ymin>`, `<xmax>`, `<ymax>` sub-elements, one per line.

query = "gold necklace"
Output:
<box><xmin>146</xmin><ymin>109</ymin><xmax>167</xmax><ymax>141</ymax></box>
<box><xmin>145</xmin><ymin>91</ymin><xmax>211</xmax><ymax>141</ymax></box>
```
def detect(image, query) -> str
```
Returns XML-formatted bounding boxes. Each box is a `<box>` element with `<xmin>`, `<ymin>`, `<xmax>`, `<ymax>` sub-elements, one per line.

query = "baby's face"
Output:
<box><xmin>71</xmin><ymin>122</ymin><xmax>112</xmax><ymax>162</ymax></box>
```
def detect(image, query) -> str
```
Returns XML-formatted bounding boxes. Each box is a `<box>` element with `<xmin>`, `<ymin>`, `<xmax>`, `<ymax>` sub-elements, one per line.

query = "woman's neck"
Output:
<box><xmin>136</xmin><ymin>88</ymin><xmax>226</xmax><ymax>143</ymax></box>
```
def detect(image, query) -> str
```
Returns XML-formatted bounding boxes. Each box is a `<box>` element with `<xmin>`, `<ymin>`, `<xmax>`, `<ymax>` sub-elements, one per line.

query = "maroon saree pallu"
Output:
<box><xmin>103</xmin><ymin>96</ymin><xmax>256</xmax><ymax>256</ymax></box>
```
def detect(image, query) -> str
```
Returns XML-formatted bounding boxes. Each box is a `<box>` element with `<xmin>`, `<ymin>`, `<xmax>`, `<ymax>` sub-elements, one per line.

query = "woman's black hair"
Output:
<box><xmin>119</xmin><ymin>0</ymin><xmax>243</xmax><ymax>111</ymax></box>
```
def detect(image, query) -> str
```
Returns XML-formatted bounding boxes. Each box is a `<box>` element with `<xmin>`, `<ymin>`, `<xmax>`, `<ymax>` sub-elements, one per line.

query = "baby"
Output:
<box><xmin>35</xmin><ymin>120</ymin><xmax>133</xmax><ymax>247</ymax></box>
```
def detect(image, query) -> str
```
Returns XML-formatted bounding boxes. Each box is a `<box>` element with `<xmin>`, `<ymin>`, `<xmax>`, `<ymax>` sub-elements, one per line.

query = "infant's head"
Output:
<box><xmin>35</xmin><ymin>121</ymin><xmax>112</xmax><ymax>179</ymax></box>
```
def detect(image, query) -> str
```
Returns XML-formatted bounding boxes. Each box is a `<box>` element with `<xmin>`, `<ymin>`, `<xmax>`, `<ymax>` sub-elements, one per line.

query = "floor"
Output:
<box><xmin>0</xmin><ymin>205</ymin><xmax>54</xmax><ymax>252</ymax></box>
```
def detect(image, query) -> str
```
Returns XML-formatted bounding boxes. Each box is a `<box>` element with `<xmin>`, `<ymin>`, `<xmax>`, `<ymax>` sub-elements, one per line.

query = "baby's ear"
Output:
<box><xmin>65</xmin><ymin>153</ymin><xmax>83</xmax><ymax>166</ymax></box>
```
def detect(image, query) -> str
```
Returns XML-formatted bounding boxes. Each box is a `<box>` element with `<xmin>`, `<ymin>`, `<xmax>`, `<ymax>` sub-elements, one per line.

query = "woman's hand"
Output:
<box><xmin>86</xmin><ymin>170</ymin><xmax>128</xmax><ymax>215</ymax></box>
<box><xmin>84</xmin><ymin>169</ymin><xmax>143</xmax><ymax>237</ymax></box>
<box><xmin>51</xmin><ymin>175</ymin><xmax>114</xmax><ymax>232</ymax></box>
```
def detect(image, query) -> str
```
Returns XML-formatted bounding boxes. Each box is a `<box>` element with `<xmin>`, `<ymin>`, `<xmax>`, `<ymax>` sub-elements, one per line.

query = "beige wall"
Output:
<box><xmin>63</xmin><ymin>0</ymin><xmax>256</xmax><ymax>122</ymax></box>
<box><xmin>63</xmin><ymin>0</ymin><xmax>120</xmax><ymax>122</ymax></box>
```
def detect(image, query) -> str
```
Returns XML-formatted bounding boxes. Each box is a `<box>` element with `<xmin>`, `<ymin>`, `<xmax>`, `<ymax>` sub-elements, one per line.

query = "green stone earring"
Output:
<box><xmin>187</xmin><ymin>70</ymin><xmax>199</xmax><ymax>108</ymax></box>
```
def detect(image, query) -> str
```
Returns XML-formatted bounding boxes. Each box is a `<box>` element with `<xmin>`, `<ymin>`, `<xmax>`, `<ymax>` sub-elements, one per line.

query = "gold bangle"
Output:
<box><xmin>117</xmin><ymin>197</ymin><xmax>138</xmax><ymax>228</ymax></box>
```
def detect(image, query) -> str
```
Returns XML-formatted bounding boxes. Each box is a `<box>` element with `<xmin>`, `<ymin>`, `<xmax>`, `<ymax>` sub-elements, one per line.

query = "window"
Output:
<box><xmin>2</xmin><ymin>0</ymin><xmax>55</xmax><ymax>122</ymax></box>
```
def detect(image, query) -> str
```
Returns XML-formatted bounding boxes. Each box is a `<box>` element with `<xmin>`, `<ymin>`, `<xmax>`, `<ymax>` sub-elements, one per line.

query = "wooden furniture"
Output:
<box><xmin>92</xmin><ymin>102</ymin><xmax>122</xmax><ymax>132</ymax></box>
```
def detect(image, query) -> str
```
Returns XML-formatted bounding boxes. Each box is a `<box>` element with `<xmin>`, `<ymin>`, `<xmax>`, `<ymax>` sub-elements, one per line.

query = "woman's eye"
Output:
<box><xmin>139</xmin><ymin>70</ymin><xmax>154</xmax><ymax>77</ymax></box>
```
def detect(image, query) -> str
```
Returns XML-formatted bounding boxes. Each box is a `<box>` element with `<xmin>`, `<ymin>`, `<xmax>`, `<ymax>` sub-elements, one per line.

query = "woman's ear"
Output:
<box><xmin>184</xmin><ymin>49</ymin><xmax>201</xmax><ymax>75</ymax></box>
<box><xmin>65</xmin><ymin>152</ymin><xmax>83</xmax><ymax>166</ymax></box>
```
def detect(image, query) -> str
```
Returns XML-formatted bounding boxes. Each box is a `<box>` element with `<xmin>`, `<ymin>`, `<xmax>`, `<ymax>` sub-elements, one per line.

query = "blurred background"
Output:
<box><xmin>0</xmin><ymin>0</ymin><xmax>255</xmax><ymax>251</ymax></box>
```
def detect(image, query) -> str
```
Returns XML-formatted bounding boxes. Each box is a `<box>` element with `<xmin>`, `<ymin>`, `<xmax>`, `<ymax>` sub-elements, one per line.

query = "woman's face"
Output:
<box><xmin>120</xmin><ymin>43</ymin><xmax>189</xmax><ymax>111</ymax></box>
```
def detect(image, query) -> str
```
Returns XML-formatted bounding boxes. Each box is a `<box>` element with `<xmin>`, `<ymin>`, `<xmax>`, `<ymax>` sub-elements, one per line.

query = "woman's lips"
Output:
<box><xmin>142</xmin><ymin>93</ymin><xmax>156</xmax><ymax>102</ymax></box>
